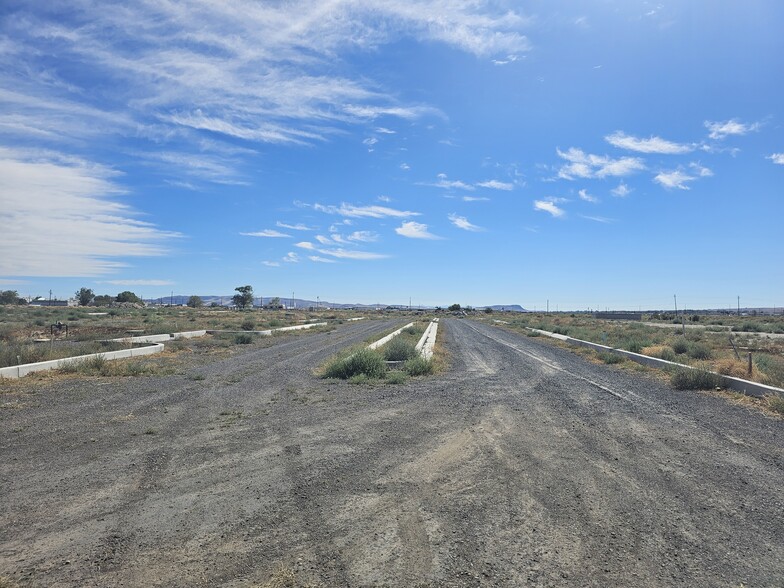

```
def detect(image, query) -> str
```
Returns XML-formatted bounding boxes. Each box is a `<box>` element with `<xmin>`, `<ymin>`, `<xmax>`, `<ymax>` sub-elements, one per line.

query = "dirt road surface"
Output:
<box><xmin>2</xmin><ymin>318</ymin><xmax>783</xmax><ymax>587</ymax></box>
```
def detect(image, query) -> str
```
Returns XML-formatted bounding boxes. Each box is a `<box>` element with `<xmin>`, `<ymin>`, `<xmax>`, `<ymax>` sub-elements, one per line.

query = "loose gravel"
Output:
<box><xmin>1</xmin><ymin>318</ymin><xmax>782</xmax><ymax>587</ymax></box>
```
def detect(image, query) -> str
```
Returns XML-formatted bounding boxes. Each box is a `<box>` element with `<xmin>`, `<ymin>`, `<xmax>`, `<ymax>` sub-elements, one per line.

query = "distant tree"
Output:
<box><xmin>0</xmin><ymin>290</ymin><xmax>19</xmax><ymax>305</ymax></box>
<box><xmin>76</xmin><ymin>287</ymin><xmax>94</xmax><ymax>306</ymax></box>
<box><xmin>484</xmin><ymin>307</ymin><xmax>493</xmax><ymax>314</ymax></box>
<box><xmin>116</xmin><ymin>291</ymin><xmax>142</xmax><ymax>304</ymax></box>
<box><xmin>269</xmin><ymin>296</ymin><xmax>282</xmax><ymax>309</ymax></box>
<box><xmin>448</xmin><ymin>303</ymin><xmax>461</xmax><ymax>312</ymax></box>
<box><xmin>93</xmin><ymin>294</ymin><xmax>113</xmax><ymax>306</ymax></box>
<box><xmin>232</xmin><ymin>285</ymin><xmax>253</xmax><ymax>309</ymax></box>
<box><xmin>187</xmin><ymin>295</ymin><xmax>204</xmax><ymax>308</ymax></box>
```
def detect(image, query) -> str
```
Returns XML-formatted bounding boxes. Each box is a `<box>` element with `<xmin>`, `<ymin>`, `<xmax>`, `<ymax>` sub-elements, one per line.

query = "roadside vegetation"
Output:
<box><xmin>486</xmin><ymin>312</ymin><xmax>784</xmax><ymax>389</ymax></box>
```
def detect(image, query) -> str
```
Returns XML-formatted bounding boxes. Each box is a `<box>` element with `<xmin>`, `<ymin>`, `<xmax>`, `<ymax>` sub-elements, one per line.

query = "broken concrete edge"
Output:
<box><xmin>415</xmin><ymin>320</ymin><xmax>439</xmax><ymax>360</ymax></box>
<box><xmin>206</xmin><ymin>323</ymin><xmax>328</xmax><ymax>337</ymax></box>
<box><xmin>526</xmin><ymin>328</ymin><xmax>783</xmax><ymax>399</ymax></box>
<box><xmin>0</xmin><ymin>343</ymin><xmax>165</xmax><ymax>380</ymax></box>
<box><xmin>367</xmin><ymin>322</ymin><xmax>415</xmax><ymax>351</ymax></box>
<box><xmin>347</xmin><ymin>317</ymin><xmax>365</xmax><ymax>321</ymax></box>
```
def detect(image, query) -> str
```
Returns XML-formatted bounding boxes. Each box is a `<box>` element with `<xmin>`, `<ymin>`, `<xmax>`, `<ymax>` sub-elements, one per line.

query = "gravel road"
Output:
<box><xmin>1</xmin><ymin>318</ymin><xmax>783</xmax><ymax>587</ymax></box>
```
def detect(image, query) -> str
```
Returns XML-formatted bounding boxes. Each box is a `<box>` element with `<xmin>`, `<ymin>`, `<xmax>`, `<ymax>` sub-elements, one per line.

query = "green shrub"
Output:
<box><xmin>235</xmin><ymin>333</ymin><xmax>254</xmax><ymax>344</ymax></box>
<box><xmin>597</xmin><ymin>351</ymin><xmax>624</xmax><ymax>364</ymax></box>
<box><xmin>622</xmin><ymin>339</ymin><xmax>649</xmax><ymax>353</ymax></box>
<box><xmin>240</xmin><ymin>319</ymin><xmax>255</xmax><ymax>331</ymax></box>
<box><xmin>671</xmin><ymin>368</ymin><xmax>722</xmax><ymax>390</ymax></box>
<box><xmin>403</xmin><ymin>356</ymin><xmax>433</xmax><ymax>376</ymax></box>
<box><xmin>526</xmin><ymin>330</ymin><xmax>541</xmax><ymax>337</ymax></box>
<box><xmin>672</xmin><ymin>339</ymin><xmax>689</xmax><ymax>354</ymax></box>
<box><xmin>324</xmin><ymin>348</ymin><xmax>386</xmax><ymax>380</ymax></box>
<box><xmin>386</xmin><ymin>370</ymin><xmax>408</xmax><ymax>384</ymax></box>
<box><xmin>687</xmin><ymin>343</ymin><xmax>712</xmax><ymax>360</ymax></box>
<box><xmin>767</xmin><ymin>395</ymin><xmax>784</xmax><ymax>415</ymax></box>
<box><xmin>383</xmin><ymin>337</ymin><xmax>417</xmax><ymax>361</ymax></box>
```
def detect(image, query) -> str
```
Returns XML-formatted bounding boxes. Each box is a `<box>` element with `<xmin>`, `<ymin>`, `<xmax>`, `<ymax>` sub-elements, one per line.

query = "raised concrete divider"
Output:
<box><xmin>206</xmin><ymin>322</ymin><xmax>327</xmax><ymax>337</ymax></box>
<box><xmin>0</xmin><ymin>343</ymin><xmax>164</xmax><ymax>379</ymax></box>
<box><xmin>347</xmin><ymin>317</ymin><xmax>365</xmax><ymax>322</ymax></box>
<box><xmin>108</xmin><ymin>330</ymin><xmax>207</xmax><ymax>344</ymax></box>
<box><xmin>415</xmin><ymin>319</ymin><xmax>439</xmax><ymax>360</ymax></box>
<box><xmin>368</xmin><ymin>322</ymin><xmax>415</xmax><ymax>350</ymax></box>
<box><xmin>526</xmin><ymin>327</ymin><xmax>783</xmax><ymax>399</ymax></box>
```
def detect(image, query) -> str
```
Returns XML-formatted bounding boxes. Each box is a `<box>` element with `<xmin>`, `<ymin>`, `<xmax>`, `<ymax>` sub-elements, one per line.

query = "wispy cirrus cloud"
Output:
<box><xmin>767</xmin><ymin>153</ymin><xmax>784</xmax><ymax>165</ymax></box>
<box><xmin>423</xmin><ymin>174</ymin><xmax>515</xmax><ymax>191</ymax></box>
<box><xmin>241</xmin><ymin>229</ymin><xmax>290</xmax><ymax>238</ymax></box>
<box><xmin>313</xmin><ymin>203</ymin><xmax>419</xmax><ymax>218</ymax></box>
<box><xmin>395</xmin><ymin>221</ymin><xmax>442</xmax><ymax>239</ymax></box>
<box><xmin>0</xmin><ymin>147</ymin><xmax>178</xmax><ymax>277</ymax></box>
<box><xmin>277</xmin><ymin>221</ymin><xmax>315</xmax><ymax>231</ymax></box>
<box><xmin>605</xmin><ymin>131</ymin><xmax>693</xmax><ymax>154</ymax></box>
<box><xmin>448</xmin><ymin>213</ymin><xmax>484</xmax><ymax>232</ymax></box>
<box><xmin>705</xmin><ymin>119</ymin><xmax>761</xmax><ymax>140</ymax></box>
<box><xmin>611</xmin><ymin>183</ymin><xmax>631</xmax><ymax>197</ymax></box>
<box><xmin>262</xmin><ymin>261</ymin><xmax>280</xmax><ymax>267</ymax></box>
<box><xmin>2</xmin><ymin>1</ymin><xmax>530</xmax><ymax>186</ymax></box>
<box><xmin>556</xmin><ymin>147</ymin><xmax>645</xmax><ymax>180</ymax></box>
<box><xmin>309</xmin><ymin>256</ymin><xmax>337</xmax><ymax>263</ymax></box>
<box><xmin>578</xmin><ymin>189</ymin><xmax>598</xmax><ymax>203</ymax></box>
<box><xmin>101</xmin><ymin>279</ymin><xmax>174</xmax><ymax>286</ymax></box>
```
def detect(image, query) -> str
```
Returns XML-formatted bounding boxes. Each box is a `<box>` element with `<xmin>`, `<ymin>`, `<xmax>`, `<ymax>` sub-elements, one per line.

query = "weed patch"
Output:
<box><xmin>323</xmin><ymin>348</ymin><xmax>386</xmax><ymax>380</ymax></box>
<box><xmin>597</xmin><ymin>351</ymin><xmax>625</xmax><ymax>364</ymax></box>
<box><xmin>671</xmin><ymin>368</ymin><xmax>722</xmax><ymax>390</ymax></box>
<box><xmin>382</xmin><ymin>337</ymin><xmax>417</xmax><ymax>361</ymax></box>
<box><xmin>403</xmin><ymin>356</ymin><xmax>434</xmax><ymax>376</ymax></box>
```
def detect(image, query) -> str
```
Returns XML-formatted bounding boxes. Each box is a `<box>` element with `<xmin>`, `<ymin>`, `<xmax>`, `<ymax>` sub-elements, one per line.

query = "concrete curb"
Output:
<box><xmin>415</xmin><ymin>319</ymin><xmax>439</xmax><ymax>360</ymax></box>
<box><xmin>108</xmin><ymin>330</ymin><xmax>207</xmax><ymax>344</ymax></box>
<box><xmin>0</xmin><ymin>343</ymin><xmax>164</xmax><ymax>379</ymax></box>
<box><xmin>368</xmin><ymin>322</ymin><xmax>415</xmax><ymax>350</ymax></box>
<box><xmin>526</xmin><ymin>328</ymin><xmax>783</xmax><ymax>399</ymax></box>
<box><xmin>206</xmin><ymin>322</ymin><xmax>327</xmax><ymax>337</ymax></box>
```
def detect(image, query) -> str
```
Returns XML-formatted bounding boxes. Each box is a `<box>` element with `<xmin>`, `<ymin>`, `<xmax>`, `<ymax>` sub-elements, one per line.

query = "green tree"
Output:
<box><xmin>187</xmin><ymin>295</ymin><xmax>204</xmax><ymax>308</ymax></box>
<box><xmin>0</xmin><ymin>290</ymin><xmax>19</xmax><ymax>305</ymax></box>
<box><xmin>269</xmin><ymin>296</ymin><xmax>281</xmax><ymax>309</ymax></box>
<box><xmin>116</xmin><ymin>291</ymin><xmax>142</xmax><ymax>304</ymax></box>
<box><xmin>232</xmin><ymin>285</ymin><xmax>253</xmax><ymax>309</ymax></box>
<box><xmin>93</xmin><ymin>294</ymin><xmax>112</xmax><ymax>306</ymax></box>
<box><xmin>76</xmin><ymin>287</ymin><xmax>94</xmax><ymax>306</ymax></box>
<box><xmin>448</xmin><ymin>303</ymin><xmax>461</xmax><ymax>312</ymax></box>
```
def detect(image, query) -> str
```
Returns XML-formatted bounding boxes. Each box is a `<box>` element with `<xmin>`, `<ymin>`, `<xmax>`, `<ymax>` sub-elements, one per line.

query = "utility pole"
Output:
<box><xmin>170</xmin><ymin>290</ymin><xmax>173</xmax><ymax>307</ymax></box>
<box><xmin>547</xmin><ymin>299</ymin><xmax>549</xmax><ymax>314</ymax></box>
<box><xmin>291</xmin><ymin>291</ymin><xmax>294</xmax><ymax>310</ymax></box>
<box><xmin>737</xmin><ymin>295</ymin><xmax>740</xmax><ymax>316</ymax></box>
<box><xmin>674</xmin><ymin>294</ymin><xmax>678</xmax><ymax>319</ymax></box>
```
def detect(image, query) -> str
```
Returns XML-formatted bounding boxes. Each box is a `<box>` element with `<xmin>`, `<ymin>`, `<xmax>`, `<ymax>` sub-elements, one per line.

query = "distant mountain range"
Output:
<box><xmin>143</xmin><ymin>295</ymin><xmax>527</xmax><ymax>312</ymax></box>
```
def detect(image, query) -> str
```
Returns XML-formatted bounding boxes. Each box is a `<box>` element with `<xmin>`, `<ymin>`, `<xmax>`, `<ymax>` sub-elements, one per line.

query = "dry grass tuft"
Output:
<box><xmin>715</xmin><ymin>358</ymin><xmax>750</xmax><ymax>378</ymax></box>
<box><xmin>641</xmin><ymin>345</ymin><xmax>676</xmax><ymax>361</ymax></box>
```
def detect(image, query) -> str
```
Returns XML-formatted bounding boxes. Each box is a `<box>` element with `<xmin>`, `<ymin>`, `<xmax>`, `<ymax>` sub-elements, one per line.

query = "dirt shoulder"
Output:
<box><xmin>1</xmin><ymin>318</ymin><xmax>783</xmax><ymax>587</ymax></box>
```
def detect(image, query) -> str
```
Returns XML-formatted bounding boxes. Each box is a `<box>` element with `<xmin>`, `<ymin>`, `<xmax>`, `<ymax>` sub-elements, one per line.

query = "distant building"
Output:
<box><xmin>28</xmin><ymin>297</ymin><xmax>77</xmax><ymax>307</ymax></box>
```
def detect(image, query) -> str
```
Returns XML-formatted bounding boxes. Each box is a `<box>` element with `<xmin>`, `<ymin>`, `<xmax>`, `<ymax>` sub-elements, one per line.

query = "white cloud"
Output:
<box><xmin>277</xmin><ymin>221</ymin><xmax>314</xmax><ymax>231</ymax></box>
<box><xmin>705</xmin><ymin>119</ymin><xmax>761</xmax><ymax>140</ymax></box>
<box><xmin>463</xmin><ymin>196</ymin><xmax>490</xmax><ymax>202</ymax></box>
<box><xmin>294</xmin><ymin>241</ymin><xmax>315</xmax><ymax>249</ymax></box>
<box><xmin>283</xmin><ymin>252</ymin><xmax>300</xmax><ymax>263</ymax></box>
<box><xmin>314</xmin><ymin>203</ymin><xmax>419</xmax><ymax>218</ymax></box>
<box><xmin>580</xmin><ymin>215</ymin><xmax>614</xmax><ymax>224</ymax></box>
<box><xmin>1</xmin><ymin>1</ymin><xmax>529</xmax><ymax>184</ymax></box>
<box><xmin>611</xmin><ymin>183</ymin><xmax>631</xmax><ymax>197</ymax></box>
<box><xmin>578</xmin><ymin>189</ymin><xmax>598</xmax><ymax>203</ymax></box>
<box><xmin>399</xmin><ymin>163</ymin><xmax>410</xmax><ymax>171</ymax></box>
<box><xmin>476</xmin><ymin>179</ymin><xmax>514</xmax><ymax>190</ymax></box>
<box><xmin>395</xmin><ymin>221</ymin><xmax>442</xmax><ymax>239</ymax></box>
<box><xmin>768</xmin><ymin>153</ymin><xmax>784</xmax><ymax>165</ymax></box>
<box><xmin>0</xmin><ymin>148</ymin><xmax>178</xmax><ymax>277</ymax></box>
<box><xmin>241</xmin><ymin>229</ymin><xmax>290</xmax><ymax>238</ymax></box>
<box><xmin>448</xmin><ymin>213</ymin><xmax>484</xmax><ymax>232</ymax></box>
<box><xmin>653</xmin><ymin>170</ymin><xmax>694</xmax><ymax>190</ymax></box>
<box><xmin>428</xmin><ymin>173</ymin><xmax>475</xmax><ymax>191</ymax></box>
<box><xmin>556</xmin><ymin>147</ymin><xmax>645</xmax><ymax>180</ymax></box>
<box><xmin>308</xmin><ymin>255</ymin><xmax>336</xmax><ymax>263</ymax></box>
<box><xmin>316</xmin><ymin>248</ymin><xmax>389</xmax><ymax>260</ymax></box>
<box><xmin>262</xmin><ymin>261</ymin><xmax>280</xmax><ymax>267</ymax></box>
<box><xmin>376</xmin><ymin>127</ymin><xmax>396</xmax><ymax>134</ymax></box>
<box><xmin>605</xmin><ymin>131</ymin><xmax>692</xmax><ymax>154</ymax></box>
<box><xmin>315</xmin><ymin>235</ymin><xmax>333</xmax><ymax>245</ymax></box>
<box><xmin>654</xmin><ymin>163</ymin><xmax>712</xmax><ymax>190</ymax></box>
<box><xmin>533</xmin><ymin>200</ymin><xmax>565</xmax><ymax>218</ymax></box>
<box><xmin>348</xmin><ymin>231</ymin><xmax>379</xmax><ymax>242</ymax></box>
<box><xmin>102</xmin><ymin>279</ymin><xmax>175</xmax><ymax>286</ymax></box>
<box><xmin>377</xmin><ymin>195</ymin><xmax>392</xmax><ymax>202</ymax></box>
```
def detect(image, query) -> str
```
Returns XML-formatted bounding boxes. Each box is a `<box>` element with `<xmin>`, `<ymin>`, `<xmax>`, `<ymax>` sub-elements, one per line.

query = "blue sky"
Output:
<box><xmin>1</xmin><ymin>1</ymin><xmax>782</xmax><ymax>310</ymax></box>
